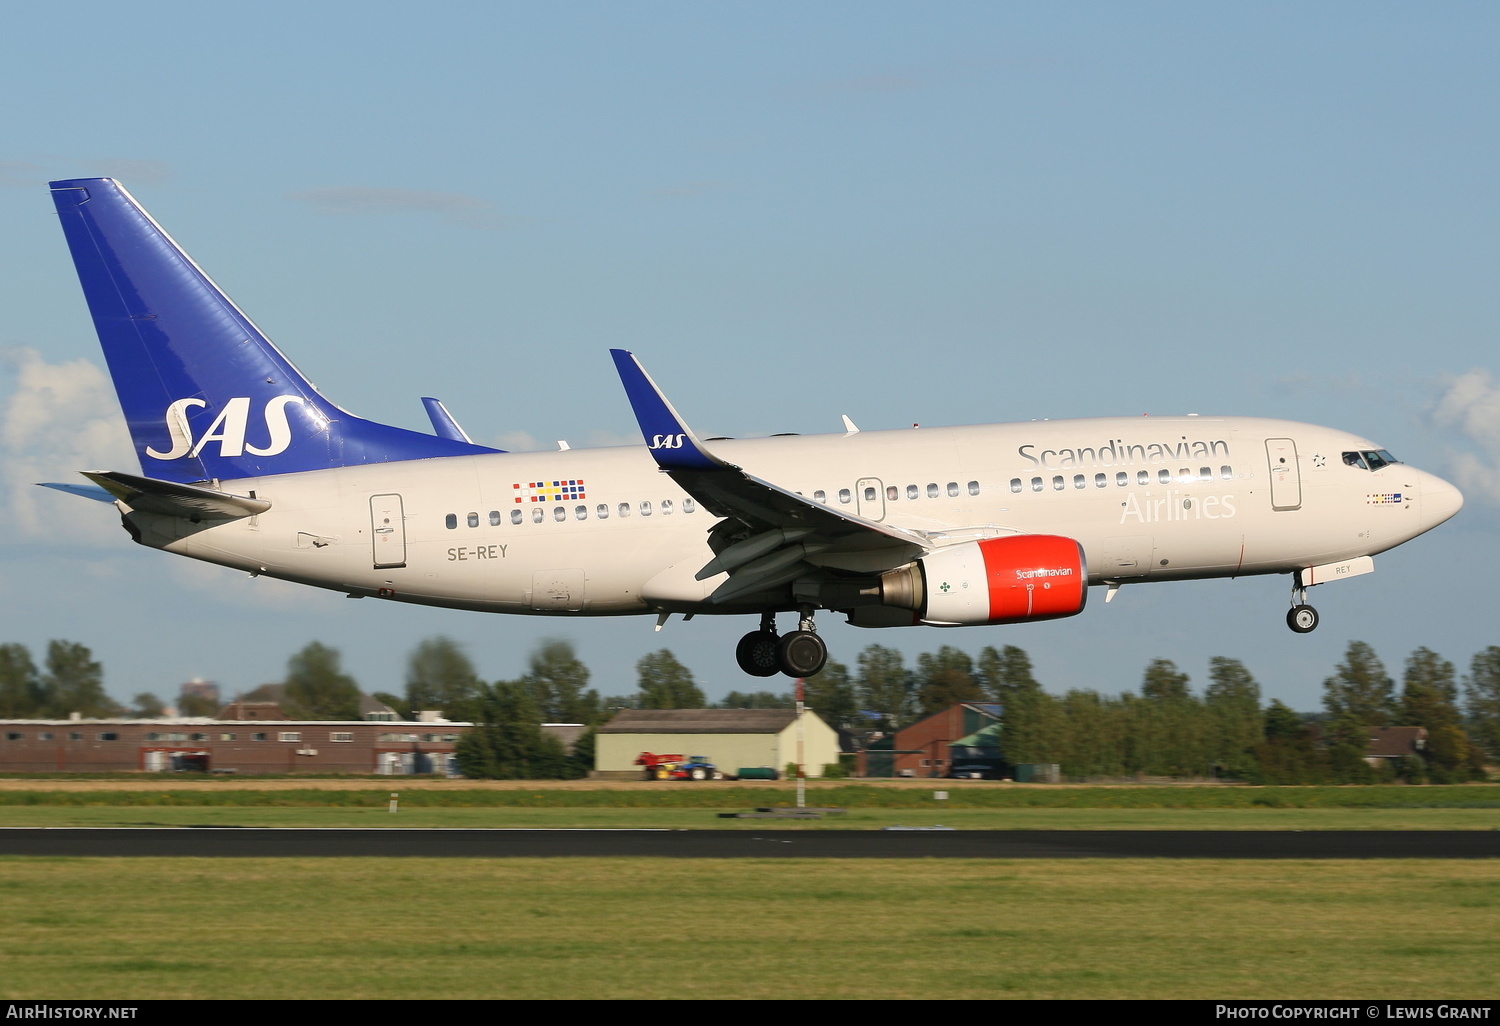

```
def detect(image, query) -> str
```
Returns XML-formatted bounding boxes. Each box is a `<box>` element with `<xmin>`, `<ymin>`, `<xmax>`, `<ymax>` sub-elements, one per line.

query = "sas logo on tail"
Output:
<box><xmin>146</xmin><ymin>396</ymin><xmax>308</xmax><ymax>461</ymax></box>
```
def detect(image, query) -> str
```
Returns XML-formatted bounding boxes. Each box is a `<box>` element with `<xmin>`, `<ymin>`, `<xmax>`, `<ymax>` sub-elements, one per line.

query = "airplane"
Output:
<box><xmin>40</xmin><ymin>177</ymin><xmax>1464</xmax><ymax>679</ymax></box>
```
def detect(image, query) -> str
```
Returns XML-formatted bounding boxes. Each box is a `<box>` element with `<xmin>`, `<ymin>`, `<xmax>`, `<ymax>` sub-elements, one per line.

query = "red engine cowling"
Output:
<box><xmin>916</xmin><ymin>535</ymin><xmax>1087</xmax><ymax>626</ymax></box>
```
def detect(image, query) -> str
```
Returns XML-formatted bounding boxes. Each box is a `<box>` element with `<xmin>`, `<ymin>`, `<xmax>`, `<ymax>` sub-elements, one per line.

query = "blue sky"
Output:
<box><xmin>2</xmin><ymin>1</ymin><xmax>1499</xmax><ymax>710</ymax></box>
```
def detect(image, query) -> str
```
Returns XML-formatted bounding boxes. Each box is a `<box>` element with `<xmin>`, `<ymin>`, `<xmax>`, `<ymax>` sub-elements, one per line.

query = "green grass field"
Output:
<box><xmin>1</xmin><ymin>856</ymin><xmax>1497</xmax><ymax>999</ymax></box>
<box><xmin>2</xmin><ymin>804</ymin><xmax>1499</xmax><ymax>830</ymax></box>
<box><xmin>2</xmin><ymin>783</ymin><xmax>1495</xmax><ymax>999</ymax></box>
<box><xmin>1</xmin><ymin>783</ymin><xmax>1498</xmax><ymax>830</ymax></box>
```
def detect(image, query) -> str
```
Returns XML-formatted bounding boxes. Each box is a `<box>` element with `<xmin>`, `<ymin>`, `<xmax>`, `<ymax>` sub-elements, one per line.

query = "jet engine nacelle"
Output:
<box><xmin>888</xmin><ymin>534</ymin><xmax>1088</xmax><ymax>626</ymax></box>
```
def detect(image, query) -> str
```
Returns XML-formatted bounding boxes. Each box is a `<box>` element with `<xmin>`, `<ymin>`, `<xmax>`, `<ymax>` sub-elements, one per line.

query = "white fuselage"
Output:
<box><xmin>123</xmin><ymin>415</ymin><xmax>1460</xmax><ymax>619</ymax></box>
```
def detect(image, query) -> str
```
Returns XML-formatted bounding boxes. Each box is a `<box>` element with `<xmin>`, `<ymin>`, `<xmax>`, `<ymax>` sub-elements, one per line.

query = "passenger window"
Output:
<box><xmin>532</xmin><ymin>508</ymin><xmax>544</xmax><ymax>524</ymax></box>
<box><xmin>683</xmin><ymin>498</ymin><xmax>696</xmax><ymax>513</ymax></box>
<box><xmin>967</xmin><ymin>481</ymin><xmax>980</xmax><ymax>496</ymax></box>
<box><xmin>1137</xmin><ymin>471</ymin><xmax>1150</xmax><ymax>485</ymax></box>
<box><xmin>1095</xmin><ymin>473</ymin><xmax>1106</xmax><ymax>488</ymax></box>
<box><xmin>467</xmin><ymin>512</ymin><xmax>479</xmax><ymax>528</ymax></box>
<box><xmin>906</xmin><ymin>485</ymin><xmax>918</xmax><ymax>500</ymax></box>
<box><xmin>640</xmin><ymin>501</ymin><xmax>653</xmax><ymax>516</ymax></box>
<box><xmin>489</xmin><ymin>510</ymin><xmax>501</xmax><ymax>526</ymax></box>
<box><xmin>1052</xmin><ymin>476</ymin><xmax>1065</xmax><ymax>491</ymax></box>
<box><xmin>839</xmin><ymin>489</ymin><xmax>852</xmax><ymax>504</ymax></box>
<box><xmin>864</xmin><ymin>487</ymin><xmax>877</xmax><ymax>502</ymax></box>
<box><xmin>1073</xmin><ymin>474</ymin><xmax>1086</xmax><ymax>489</ymax></box>
<box><xmin>553</xmin><ymin>507</ymin><xmax>566</xmax><ymax>522</ymax></box>
<box><xmin>926</xmin><ymin>483</ymin><xmax>938</xmax><ymax>499</ymax></box>
<box><xmin>1199</xmin><ymin>467</ymin><xmax>1212</xmax><ymax>482</ymax></box>
<box><xmin>1116</xmin><ymin>472</ymin><xmax>1128</xmax><ymax>486</ymax></box>
<box><xmin>1010</xmin><ymin>478</ymin><xmax>1022</xmax><ymax>494</ymax></box>
<box><xmin>1178</xmin><ymin>468</ymin><xmax>1193</xmax><ymax>484</ymax></box>
<box><xmin>597</xmin><ymin>504</ymin><xmax>609</xmax><ymax>520</ymax></box>
<box><xmin>1031</xmin><ymin>477</ymin><xmax>1043</xmax><ymax>493</ymax></box>
<box><xmin>575</xmin><ymin>505</ymin><xmax>587</xmax><ymax>520</ymax></box>
<box><xmin>1158</xmin><ymin>469</ymin><xmax>1171</xmax><ymax>485</ymax></box>
<box><xmin>661</xmin><ymin>499</ymin><xmax>674</xmax><ymax>514</ymax></box>
<box><xmin>511</xmin><ymin>509</ymin><xmax>522</xmax><ymax>525</ymax></box>
<box><xmin>947</xmin><ymin>482</ymin><xmax>959</xmax><ymax>497</ymax></box>
<box><xmin>618</xmin><ymin>503</ymin><xmax>632</xmax><ymax>518</ymax></box>
<box><xmin>445</xmin><ymin>514</ymin><xmax>457</xmax><ymax>530</ymax></box>
<box><xmin>887</xmin><ymin>486</ymin><xmax>899</xmax><ymax>501</ymax></box>
<box><xmin>813</xmin><ymin>490</ymin><xmax>826</xmax><ymax>503</ymax></box>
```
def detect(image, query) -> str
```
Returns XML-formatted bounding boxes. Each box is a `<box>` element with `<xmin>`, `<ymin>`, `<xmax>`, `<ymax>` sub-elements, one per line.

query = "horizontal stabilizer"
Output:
<box><xmin>37</xmin><ymin>481</ymin><xmax>116</xmax><ymax>503</ymax></box>
<box><xmin>81</xmin><ymin>471</ymin><xmax>271</xmax><ymax>520</ymax></box>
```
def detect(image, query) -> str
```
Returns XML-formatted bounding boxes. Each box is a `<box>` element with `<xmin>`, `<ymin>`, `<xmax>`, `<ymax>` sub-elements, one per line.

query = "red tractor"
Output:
<box><xmin>635</xmin><ymin>751</ymin><xmax>723</xmax><ymax>781</ymax></box>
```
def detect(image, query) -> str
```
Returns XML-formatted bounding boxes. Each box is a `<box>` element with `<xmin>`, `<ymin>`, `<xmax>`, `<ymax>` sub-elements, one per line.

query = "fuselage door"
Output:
<box><xmin>371</xmin><ymin>493</ymin><xmax>407</xmax><ymax>569</ymax></box>
<box><xmin>855</xmin><ymin>477</ymin><xmax>886</xmax><ymax>522</ymax></box>
<box><xmin>1265</xmin><ymin>438</ymin><xmax>1302</xmax><ymax>511</ymax></box>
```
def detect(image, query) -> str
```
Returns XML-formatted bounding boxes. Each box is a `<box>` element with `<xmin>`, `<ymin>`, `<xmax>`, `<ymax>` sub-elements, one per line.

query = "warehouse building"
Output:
<box><xmin>594</xmin><ymin>708</ymin><xmax>840</xmax><ymax>778</ymax></box>
<box><xmin>0</xmin><ymin>718</ymin><xmax>469</xmax><ymax>774</ymax></box>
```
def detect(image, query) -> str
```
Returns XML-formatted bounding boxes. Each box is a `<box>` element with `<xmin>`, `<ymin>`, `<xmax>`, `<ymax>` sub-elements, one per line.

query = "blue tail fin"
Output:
<box><xmin>49</xmin><ymin>178</ymin><xmax>498</xmax><ymax>483</ymax></box>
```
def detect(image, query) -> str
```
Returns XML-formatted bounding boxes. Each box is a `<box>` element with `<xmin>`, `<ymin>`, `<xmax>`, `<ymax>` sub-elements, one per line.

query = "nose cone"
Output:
<box><xmin>1421</xmin><ymin>471</ymin><xmax>1464</xmax><ymax>532</ymax></box>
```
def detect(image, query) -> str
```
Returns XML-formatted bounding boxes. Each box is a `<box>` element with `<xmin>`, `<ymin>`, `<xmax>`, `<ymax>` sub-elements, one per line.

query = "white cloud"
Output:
<box><xmin>1433</xmin><ymin>368</ymin><xmax>1500</xmax><ymax>506</ymax></box>
<box><xmin>285</xmin><ymin>186</ymin><xmax>507</xmax><ymax>230</ymax></box>
<box><xmin>0</xmin><ymin>348</ymin><xmax>134</xmax><ymax>543</ymax></box>
<box><xmin>490</xmin><ymin>429</ymin><xmax>543</xmax><ymax>452</ymax></box>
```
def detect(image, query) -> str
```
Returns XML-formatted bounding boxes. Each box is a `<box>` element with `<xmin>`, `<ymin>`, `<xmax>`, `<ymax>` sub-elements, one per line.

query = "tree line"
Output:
<box><xmin>4</xmin><ymin>634</ymin><xmax>1499</xmax><ymax>782</ymax></box>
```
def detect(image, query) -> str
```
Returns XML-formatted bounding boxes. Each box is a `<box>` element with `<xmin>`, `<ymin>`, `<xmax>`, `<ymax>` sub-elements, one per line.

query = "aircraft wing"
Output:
<box><xmin>611</xmin><ymin>350</ymin><xmax>927</xmax><ymax>599</ymax></box>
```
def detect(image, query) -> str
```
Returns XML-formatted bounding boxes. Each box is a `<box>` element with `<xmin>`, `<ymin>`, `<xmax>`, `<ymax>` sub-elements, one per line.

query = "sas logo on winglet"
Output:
<box><xmin>146</xmin><ymin>396</ymin><xmax>309</xmax><ymax>460</ymax></box>
<box><xmin>649</xmin><ymin>433</ymin><xmax>687</xmax><ymax>450</ymax></box>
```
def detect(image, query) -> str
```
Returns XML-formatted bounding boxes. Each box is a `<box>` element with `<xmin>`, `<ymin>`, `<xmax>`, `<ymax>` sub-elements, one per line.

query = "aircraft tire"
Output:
<box><xmin>777</xmin><ymin>630</ymin><xmax>828</xmax><ymax>678</ymax></box>
<box><xmin>1287</xmin><ymin>604</ymin><xmax>1319</xmax><ymax>633</ymax></box>
<box><xmin>736</xmin><ymin>631</ymin><xmax>781</xmax><ymax>677</ymax></box>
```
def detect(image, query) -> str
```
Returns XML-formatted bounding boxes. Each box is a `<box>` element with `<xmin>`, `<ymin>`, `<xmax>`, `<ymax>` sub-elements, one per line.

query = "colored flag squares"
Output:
<box><xmin>514</xmin><ymin>480</ymin><xmax>587</xmax><ymax>503</ymax></box>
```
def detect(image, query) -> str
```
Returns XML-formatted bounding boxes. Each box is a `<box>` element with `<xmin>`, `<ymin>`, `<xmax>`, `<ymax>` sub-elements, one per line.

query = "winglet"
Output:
<box><xmin>610</xmin><ymin>350</ymin><xmax>731</xmax><ymax>471</ymax></box>
<box><xmin>421</xmin><ymin>397</ymin><xmax>481</xmax><ymax>445</ymax></box>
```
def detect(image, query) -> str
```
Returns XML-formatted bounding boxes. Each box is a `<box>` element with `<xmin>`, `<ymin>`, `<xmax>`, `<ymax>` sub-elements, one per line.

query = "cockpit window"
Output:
<box><xmin>1343</xmin><ymin>449</ymin><xmax>1400</xmax><ymax>471</ymax></box>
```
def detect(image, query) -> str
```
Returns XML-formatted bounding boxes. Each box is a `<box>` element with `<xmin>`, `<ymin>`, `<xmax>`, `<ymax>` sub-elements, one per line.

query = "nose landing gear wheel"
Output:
<box><xmin>735</xmin><ymin>630</ymin><xmax>781</xmax><ymax>677</ymax></box>
<box><xmin>776</xmin><ymin>630</ymin><xmax>828</xmax><ymax>677</ymax></box>
<box><xmin>1287</xmin><ymin>604</ymin><xmax>1319</xmax><ymax>633</ymax></box>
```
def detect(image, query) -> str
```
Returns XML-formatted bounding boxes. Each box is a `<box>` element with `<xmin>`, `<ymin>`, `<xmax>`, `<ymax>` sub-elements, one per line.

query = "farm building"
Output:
<box><xmin>860</xmin><ymin>702</ymin><xmax>1003</xmax><ymax>779</ymax></box>
<box><xmin>594</xmin><ymin>708</ymin><xmax>840</xmax><ymax>778</ymax></box>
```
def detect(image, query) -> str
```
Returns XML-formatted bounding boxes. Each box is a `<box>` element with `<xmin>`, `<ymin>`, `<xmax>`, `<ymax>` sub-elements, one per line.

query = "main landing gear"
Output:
<box><xmin>1286</xmin><ymin>579</ymin><xmax>1319</xmax><ymax>634</ymax></box>
<box><xmin>735</xmin><ymin>609</ymin><xmax>829</xmax><ymax>678</ymax></box>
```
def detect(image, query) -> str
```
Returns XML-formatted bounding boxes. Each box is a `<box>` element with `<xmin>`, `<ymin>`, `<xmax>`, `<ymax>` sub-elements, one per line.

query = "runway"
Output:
<box><xmin>0</xmin><ymin>828</ymin><xmax>1495</xmax><ymax>858</ymax></box>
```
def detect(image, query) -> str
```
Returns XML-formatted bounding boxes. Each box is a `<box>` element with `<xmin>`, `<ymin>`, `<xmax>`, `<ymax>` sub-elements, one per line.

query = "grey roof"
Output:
<box><xmin>599</xmin><ymin>708</ymin><xmax>800</xmax><ymax>734</ymax></box>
